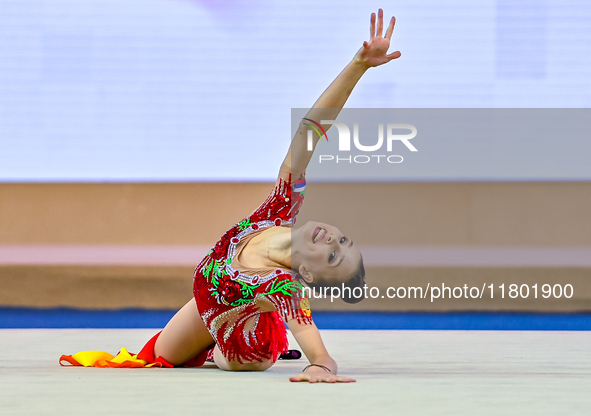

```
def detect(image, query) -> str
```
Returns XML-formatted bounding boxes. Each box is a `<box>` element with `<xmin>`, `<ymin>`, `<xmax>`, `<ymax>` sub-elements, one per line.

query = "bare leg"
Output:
<box><xmin>154</xmin><ymin>299</ymin><xmax>215</xmax><ymax>366</ymax></box>
<box><xmin>213</xmin><ymin>346</ymin><xmax>273</xmax><ymax>371</ymax></box>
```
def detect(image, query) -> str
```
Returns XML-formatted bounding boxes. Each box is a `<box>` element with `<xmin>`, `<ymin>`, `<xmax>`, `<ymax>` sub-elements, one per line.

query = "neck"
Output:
<box><xmin>265</xmin><ymin>226</ymin><xmax>292</xmax><ymax>269</ymax></box>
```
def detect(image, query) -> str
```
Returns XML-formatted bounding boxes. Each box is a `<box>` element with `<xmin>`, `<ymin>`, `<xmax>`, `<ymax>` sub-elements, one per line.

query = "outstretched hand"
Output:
<box><xmin>354</xmin><ymin>8</ymin><xmax>401</xmax><ymax>68</ymax></box>
<box><xmin>289</xmin><ymin>373</ymin><xmax>356</xmax><ymax>383</ymax></box>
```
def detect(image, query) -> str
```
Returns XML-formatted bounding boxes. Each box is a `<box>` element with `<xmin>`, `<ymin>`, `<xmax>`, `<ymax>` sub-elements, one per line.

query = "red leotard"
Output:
<box><xmin>60</xmin><ymin>175</ymin><xmax>312</xmax><ymax>369</ymax></box>
<box><xmin>191</xmin><ymin>174</ymin><xmax>312</xmax><ymax>364</ymax></box>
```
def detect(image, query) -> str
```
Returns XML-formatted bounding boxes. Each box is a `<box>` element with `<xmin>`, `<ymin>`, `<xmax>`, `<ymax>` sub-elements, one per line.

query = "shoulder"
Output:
<box><xmin>265</xmin><ymin>276</ymin><xmax>313</xmax><ymax>325</ymax></box>
<box><xmin>276</xmin><ymin>170</ymin><xmax>307</xmax><ymax>194</ymax></box>
<box><xmin>250</xmin><ymin>172</ymin><xmax>307</xmax><ymax>224</ymax></box>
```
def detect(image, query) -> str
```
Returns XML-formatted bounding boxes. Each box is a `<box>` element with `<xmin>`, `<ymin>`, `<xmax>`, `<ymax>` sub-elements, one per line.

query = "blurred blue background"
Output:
<box><xmin>1</xmin><ymin>0</ymin><xmax>590</xmax><ymax>182</ymax></box>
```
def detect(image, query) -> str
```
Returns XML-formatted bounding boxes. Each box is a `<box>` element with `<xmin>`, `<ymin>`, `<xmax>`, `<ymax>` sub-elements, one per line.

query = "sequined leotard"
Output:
<box><xmin>192</xmin><ymin>174</ymin><xmax>312</xmax><ymax>364</ymax></box>
<box><xmin>59</xmin><ymin>174</ymin><xmax>312</xmax><ymax>369</ymax></box>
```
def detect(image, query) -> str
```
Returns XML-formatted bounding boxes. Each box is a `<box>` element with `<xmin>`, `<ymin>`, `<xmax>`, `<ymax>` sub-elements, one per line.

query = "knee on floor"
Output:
<box><xmin>214</xmin><ymin>346</ymin><xmax>273</xmax><ymax>371</ymax></box>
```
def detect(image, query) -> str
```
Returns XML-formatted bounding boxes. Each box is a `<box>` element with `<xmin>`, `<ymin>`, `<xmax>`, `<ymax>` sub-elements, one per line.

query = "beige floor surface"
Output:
<box><xmin>1</xmin><ymin>329</ymin><xmax>590</xmax><ymax>416</ymax></box>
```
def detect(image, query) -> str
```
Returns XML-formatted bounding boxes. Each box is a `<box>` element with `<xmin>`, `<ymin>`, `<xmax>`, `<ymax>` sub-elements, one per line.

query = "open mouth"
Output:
<box><xmin>312</xmin><ymin>226</ymin><xmax>327</xmax><ymax>243</ymax></box>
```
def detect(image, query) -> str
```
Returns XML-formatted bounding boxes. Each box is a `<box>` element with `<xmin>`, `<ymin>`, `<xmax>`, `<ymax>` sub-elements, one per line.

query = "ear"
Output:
<box><xmin>298</xmin><ymin>264</ymin><xmax>314</xmax><ymax>284</ymax></box>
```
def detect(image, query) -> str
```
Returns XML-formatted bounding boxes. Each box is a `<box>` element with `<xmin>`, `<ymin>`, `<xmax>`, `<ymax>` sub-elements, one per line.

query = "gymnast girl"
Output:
<box><xmin>60</xmin><ymin>8</ymin><xmax>400</xmax><ymax>383</ymax></box>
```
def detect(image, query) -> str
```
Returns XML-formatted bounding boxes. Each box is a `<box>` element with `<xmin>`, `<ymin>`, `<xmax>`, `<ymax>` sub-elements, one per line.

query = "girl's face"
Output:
<box><xmin>292</xmin><ymin>221</ymin><xmax>362</xmax><ymax>285</ymax></box>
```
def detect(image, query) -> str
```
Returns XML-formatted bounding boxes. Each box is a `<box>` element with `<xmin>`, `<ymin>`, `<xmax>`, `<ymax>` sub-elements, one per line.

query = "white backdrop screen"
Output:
<box><xmin>0</xmin><ymin>0</ymin><xmax>590</xmax><ymax>182</ymax></box>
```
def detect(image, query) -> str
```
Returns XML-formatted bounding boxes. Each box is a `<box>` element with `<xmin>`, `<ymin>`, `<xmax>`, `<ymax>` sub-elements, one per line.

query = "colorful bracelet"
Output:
<box><xmin>302</xmin><ymin>363</ymin><xmax>332</xmax><ymax>373</ymax></box>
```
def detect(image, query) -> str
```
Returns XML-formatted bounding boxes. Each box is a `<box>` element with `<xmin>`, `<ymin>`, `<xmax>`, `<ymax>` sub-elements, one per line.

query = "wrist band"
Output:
<box><xmin>302</xmin><ymin>363</ymin><xmax>331</xmax><ymax>373</ymax></box>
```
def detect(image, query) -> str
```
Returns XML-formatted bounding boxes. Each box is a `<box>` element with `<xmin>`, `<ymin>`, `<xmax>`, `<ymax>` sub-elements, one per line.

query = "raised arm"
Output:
<box><xmin>278</xmin><ymin>9</ymin><xmax>401</xmax><ymax>181</ymax></box>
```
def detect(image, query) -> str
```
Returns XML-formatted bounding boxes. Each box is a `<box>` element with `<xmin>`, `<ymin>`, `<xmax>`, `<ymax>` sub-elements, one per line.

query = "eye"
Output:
<box><xmin>328</xmin><ymin>250</ymin><xmax>336</xmax><ymax>262</ymax></box>
<box><xmin>340</xmin><ymin>236</ymin><xmax>347</xmax><ymax>244</ymax></box>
